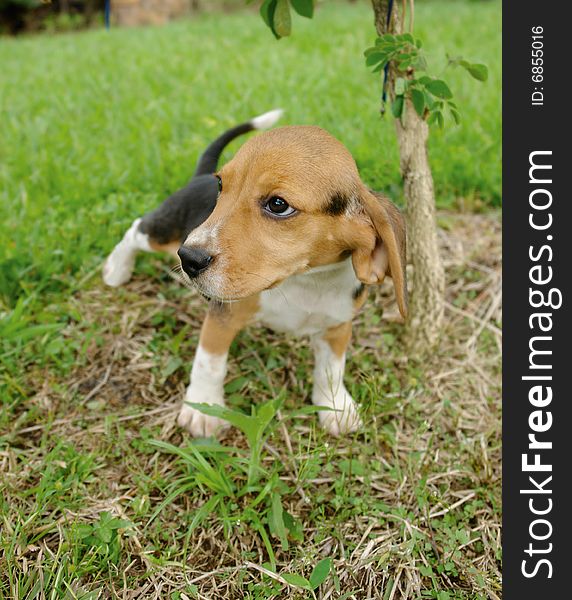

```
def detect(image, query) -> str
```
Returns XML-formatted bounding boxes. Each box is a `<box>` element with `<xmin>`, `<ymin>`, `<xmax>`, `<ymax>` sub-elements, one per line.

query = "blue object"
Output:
<box><xmin>105</xmin><ymin>0</ymin><xmax>110</xmax><ymax>30</ymax></box>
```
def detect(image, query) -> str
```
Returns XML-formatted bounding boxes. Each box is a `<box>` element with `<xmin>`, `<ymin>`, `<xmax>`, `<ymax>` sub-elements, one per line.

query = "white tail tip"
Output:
<box><xmin>250</xmin><ymin>108</ymin><xmax>284</xmax><ymax>130</ymax></box>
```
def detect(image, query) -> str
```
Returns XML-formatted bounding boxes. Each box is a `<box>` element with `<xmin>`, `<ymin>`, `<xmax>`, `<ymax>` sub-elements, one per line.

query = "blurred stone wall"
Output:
<box><xmin>113</xmin><ymin>0</ymin><xmax>193</xmax><ymax>27</ymax></box>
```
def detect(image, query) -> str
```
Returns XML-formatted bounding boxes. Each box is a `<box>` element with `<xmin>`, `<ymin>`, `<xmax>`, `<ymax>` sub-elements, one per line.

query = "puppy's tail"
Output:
<box><xmin>193</xmin><ymin>109</ymin><xmax>283</xmax><ymax>177</ymax></box>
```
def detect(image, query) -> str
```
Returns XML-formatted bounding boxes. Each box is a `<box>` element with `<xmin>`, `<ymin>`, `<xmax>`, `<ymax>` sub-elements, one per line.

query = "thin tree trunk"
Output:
<box><xmin>371</xmin><ymin>0</ymin><xmax>445</xmax><ymax>354</ymax></box>
<box><xmin>396</xmin><ymin>100</ymin><xmax>445</xmax><ymax>350</ymax></box>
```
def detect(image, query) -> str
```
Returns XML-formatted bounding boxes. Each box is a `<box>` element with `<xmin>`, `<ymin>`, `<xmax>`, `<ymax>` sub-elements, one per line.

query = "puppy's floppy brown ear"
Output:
<box><xmin>351</xmin><ymin>188</ymin><xmax>408</xmax><ymax>318</ymax></box>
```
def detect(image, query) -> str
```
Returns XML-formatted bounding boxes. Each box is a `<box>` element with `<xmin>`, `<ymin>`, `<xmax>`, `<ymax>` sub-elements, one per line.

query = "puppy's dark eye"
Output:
<box><xmin>264</xmin><ymin>197</ymin><xmax>296</xmax><ymax>217</ymax></box>
<box><xmin>215</xmin><ymin>175</ymin><xmax>222</xmax><ymax>196</ymax></box>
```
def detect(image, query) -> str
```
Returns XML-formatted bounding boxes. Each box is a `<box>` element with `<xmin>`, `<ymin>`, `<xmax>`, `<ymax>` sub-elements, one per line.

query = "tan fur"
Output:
<box><xmin>182</xmin><ymin>126</ymin><xmax>407</xmax><ymax>315</ymax></box>
<box><xmin>149</xmin><ymin>239</ymin><xmax>181</xmax><ymax>257</ymax></box>
<box><xmin>149</xmin><ymin>125</ymin><xmax>409</xmax><ymax>438</ymax></box>
<box><xmin>323</xmin><ymin>321</ymin><xmax>353</xmax><ymax>358</ymax></box>
<box><xmin>351</xmin><ymin>189</ymin><xmax>408</xmax><ymax>317</ymax></box>
<box><xmin>352</xmin><ymin>286</ymin><xmax>369</xmax><ymax>312</ymax></box>
<box><xmin>199</xmin><ymin>296</ymin><xmax>259</xmax><ymax>355</ymax></box>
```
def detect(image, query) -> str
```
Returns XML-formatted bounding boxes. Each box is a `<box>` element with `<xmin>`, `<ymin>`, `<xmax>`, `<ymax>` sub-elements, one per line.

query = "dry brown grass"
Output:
<box><xmin>1</xmin><ymin>212</ymin><xmax>501</xmax><ymax>599</ymax></box>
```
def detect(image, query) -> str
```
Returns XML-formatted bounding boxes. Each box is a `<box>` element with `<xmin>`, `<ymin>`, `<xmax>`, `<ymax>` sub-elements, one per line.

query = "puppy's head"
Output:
<box><xmin>179</xmin><ymin>126</ymin><xmax>407</xmax><ymax>316</ymax></box>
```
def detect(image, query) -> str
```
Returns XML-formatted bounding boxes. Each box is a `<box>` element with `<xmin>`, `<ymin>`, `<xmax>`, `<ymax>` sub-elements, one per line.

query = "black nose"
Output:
<box><xmin>177</xmin><ymin>246</ymin><xmax>213</xmax><ymax>278</ymax></box>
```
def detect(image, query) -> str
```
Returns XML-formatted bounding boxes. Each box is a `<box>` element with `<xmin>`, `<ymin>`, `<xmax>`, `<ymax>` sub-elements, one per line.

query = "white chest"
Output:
<box><xmin>256</xmin><ymin>258</ymin><xmax>360</xmax><ymax>336</ymax></box>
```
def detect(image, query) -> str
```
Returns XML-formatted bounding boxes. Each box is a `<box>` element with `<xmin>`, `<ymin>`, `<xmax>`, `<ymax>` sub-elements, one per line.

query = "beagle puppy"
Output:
<box><xmin>104</xmin><ymin>111</ymin><xmax>407</xmax><ymax>438</ymax></box>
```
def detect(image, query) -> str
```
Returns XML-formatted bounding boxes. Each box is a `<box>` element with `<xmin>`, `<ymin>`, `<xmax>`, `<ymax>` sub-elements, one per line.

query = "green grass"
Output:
<box><xmin>0</xmin><ymin>0</ymin><xmax>500</xmax><ymax>308</ymax></box>
<box><xmin>0</xmin><ymin>2</ymin><xmax>501</xmax><ymax>598</ymax></box>
<box><xmin>0</xmin><ymin>255</ymin><xmax>502</xmax><ymax>599</ymax></box>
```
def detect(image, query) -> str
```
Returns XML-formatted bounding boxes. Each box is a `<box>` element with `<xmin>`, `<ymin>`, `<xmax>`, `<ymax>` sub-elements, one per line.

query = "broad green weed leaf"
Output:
<box><xmin>283</xmin><ymin>510</ymin><xmax>304</xmax><ymax>542</ymax></box>
<box><xmin>95</xmin><ymin>526</ymin><xmax>112</xmax><ymax>544</ymax></box>
<box><xmin>310</xmin><ymin>557</ymin><xmax>332</xmax><ymax>589</ymax></box>
<box><xmin>269</xmin><ymin>492</ymin><xmax>289</xmax><ymax>550</ymax></box>
<box><xmin>283</xmin><ymin>573</ymin><xmax>312</xmax><ymax>589</ymax></box>
<box><xmin>187</xmin><ymin>403</ymin><xmax>256</xmax><ymax>443</ymax></box>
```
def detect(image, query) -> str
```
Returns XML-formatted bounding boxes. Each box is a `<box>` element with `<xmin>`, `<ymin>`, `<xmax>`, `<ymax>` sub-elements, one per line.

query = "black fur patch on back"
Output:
<box><xmin>324</xmin><ymin>192</ymin><xmax>349</xmax><ymax>216</ymax></box>
<box><xmin>139</xmin><ymin>175</ymin><xmax>219</xmax><ymax>244</ymax></box>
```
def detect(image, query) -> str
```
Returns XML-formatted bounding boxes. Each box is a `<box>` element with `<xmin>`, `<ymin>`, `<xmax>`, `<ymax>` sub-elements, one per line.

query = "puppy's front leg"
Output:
<box><xmin>312</xmin><ymin>322</ymin><xmax>363</xmax><ymax>436</ymax></box>
<box><xmin>178</xmin><ymin>300</ymin><xmax>255</xmax><ymax>437</ymax></box>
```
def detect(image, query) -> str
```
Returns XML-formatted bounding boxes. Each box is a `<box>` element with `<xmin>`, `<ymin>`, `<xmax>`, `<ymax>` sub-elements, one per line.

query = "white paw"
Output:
<box><xmin>177</xmin><ymin>385</ymin><xmax>229</xmax><ymax>438</ymax></box>
<box><xmin>314</xmin><ymin>387</ymin><xmax>363</xmax><ymax>436</ymax></box>
<box><xmin>102</xmin><ymin>248</ymin><xmax>135</xmax><ymax>287</ymax></box>
<box><xmin>103</xmin><ymin>219</ymin><xmax>149</xmax><ymax>287</ymax></box>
